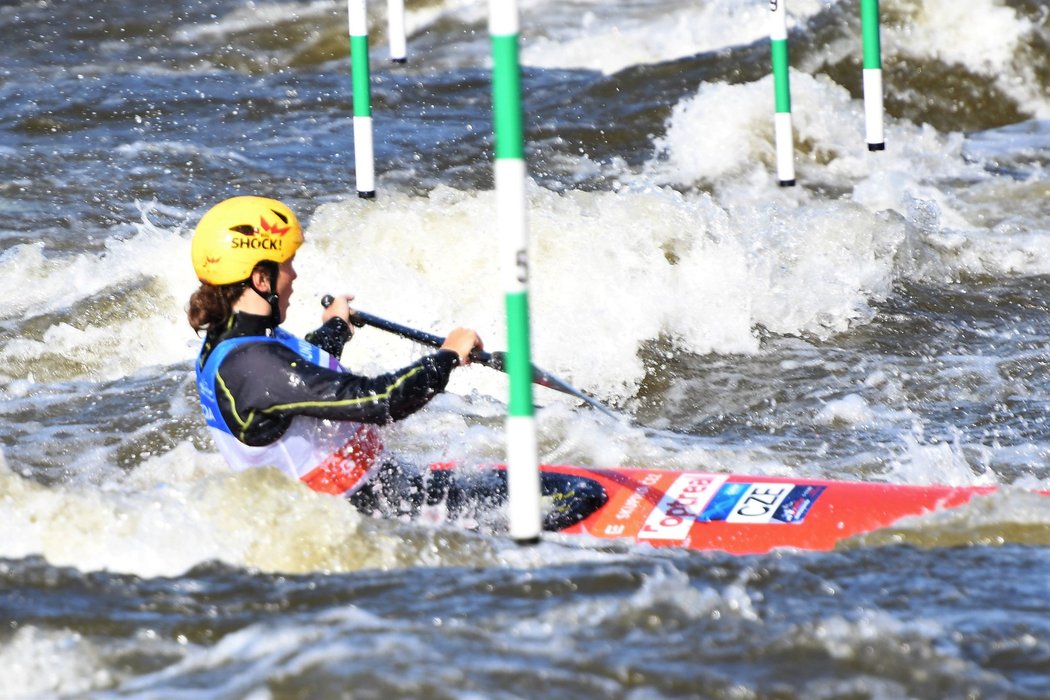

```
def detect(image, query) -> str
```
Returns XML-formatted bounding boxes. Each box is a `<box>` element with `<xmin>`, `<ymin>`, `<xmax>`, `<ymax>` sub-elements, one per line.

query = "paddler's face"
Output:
<box><xmin>276</xmin><ymin>257</ymin><xmax>297</xmax><ymax>322</ymax></box>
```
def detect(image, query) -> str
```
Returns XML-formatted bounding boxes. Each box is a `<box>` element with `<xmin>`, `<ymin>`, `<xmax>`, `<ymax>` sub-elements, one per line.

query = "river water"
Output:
<box><xmin>2</xmin><ymin>0</ymin><xmax>1050</xmax><ymax>697</ymax></box>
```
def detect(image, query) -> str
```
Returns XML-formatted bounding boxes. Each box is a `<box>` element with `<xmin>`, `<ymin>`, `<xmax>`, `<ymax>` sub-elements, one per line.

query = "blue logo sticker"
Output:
<box><xmin>698</xmin><ymin>483</ymin><xmax>825</xmax><ymax>524</ymax></box>
<box><xmin>697</xmin><ymin>483</ymin><xmax>750</xmax><ymax>522</ymax></box>
<box><xmin>772</xmin><ymin>485</ymin><xmax>825</xmax><ymax>523</ymax></box>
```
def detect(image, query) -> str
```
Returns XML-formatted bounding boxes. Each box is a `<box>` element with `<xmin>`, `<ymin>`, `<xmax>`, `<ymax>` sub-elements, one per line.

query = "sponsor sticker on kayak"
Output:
<box><xmin>698</xmin><ymin>483</ymin><xmax>825</xmax><ymax>524</ymax></box>
<box><xmin>637</xmin><ymin>474</ymin><xmax>726</xmax><ymax>541</ymax></box>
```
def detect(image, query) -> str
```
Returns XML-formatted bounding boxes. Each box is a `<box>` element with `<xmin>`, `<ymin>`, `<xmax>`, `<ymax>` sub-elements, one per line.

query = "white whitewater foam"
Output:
<box><xmin>0</xmin><ymin>205</ymin><xmax>202</xmax><ymax>384</ymax></box>
<box><xmin>884</xmin><ymin>0</ymin><xmax>1048</xmax><ymax>118</ymax></box>
<box><xmin>303</xmin><ymin>181</ymin><xmax>924</xmax><ymax>400</ymax></box>
<box><xmin>518</xmin><ymin>0</ymin><xmax>827</xmax><ymax>75</ymax></box>
<box><xmin>647</xmin><ymin>72</ymin><xmax>1050</xmax><ymax>288</ymax></box>
<box><xmin>173</xmin><ymin>0</ymin><xmax>336</xmax><ymax>41</ymax></box>
<box><xmin>649</xmin><ymin>71</ymin><xmax>977</xmax><ymax>190</ymax></box>
<box><xmin>0</xmin><ymin>447</ymin><xmax>409</xmax><ymax>577</ymax></box>
<box><xmin>0</xmin><ymin>627</ymin><xmax>114</xmax><ymax>698</ymax></box>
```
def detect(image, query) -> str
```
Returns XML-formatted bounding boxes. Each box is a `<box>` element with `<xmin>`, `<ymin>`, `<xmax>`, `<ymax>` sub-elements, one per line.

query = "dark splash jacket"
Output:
<box><xmin>194</xmin><ymin>311</ymin><xmax>459</xmax><ymax>494</ymax></box>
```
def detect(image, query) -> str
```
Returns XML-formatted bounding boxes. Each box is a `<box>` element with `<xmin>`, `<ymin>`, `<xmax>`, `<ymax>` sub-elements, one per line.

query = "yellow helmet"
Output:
<box><xmin>191</xmin><ymin>196</ymin><xmax>304</xmax><ymax>285</ymax></box>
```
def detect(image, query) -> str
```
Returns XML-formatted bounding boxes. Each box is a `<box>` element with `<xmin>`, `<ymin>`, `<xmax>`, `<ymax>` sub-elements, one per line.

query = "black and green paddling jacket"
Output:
<box><xmin>197</xmin><ymin>312</ymin><xmax>460</xmax><ymax>446</ymax></box>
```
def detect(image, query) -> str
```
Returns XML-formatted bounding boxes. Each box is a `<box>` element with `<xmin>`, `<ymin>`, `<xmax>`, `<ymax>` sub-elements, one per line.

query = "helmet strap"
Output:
<box><xmin>248</xmin><ymin>262</ymin><xmax>282</xmax><ymax>330</ymax></box>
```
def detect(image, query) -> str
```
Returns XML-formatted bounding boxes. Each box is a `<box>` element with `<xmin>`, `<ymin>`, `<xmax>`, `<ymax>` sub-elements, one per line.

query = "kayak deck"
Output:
<box><xmin>544</xmin><ymin>466</ymin><xmax>993</xmax><ymax>554</ymax></box>
<box><xmin>350</xmin><ymin>463</ymin><xmax>1040</xmax><ymax>554</ymax></box>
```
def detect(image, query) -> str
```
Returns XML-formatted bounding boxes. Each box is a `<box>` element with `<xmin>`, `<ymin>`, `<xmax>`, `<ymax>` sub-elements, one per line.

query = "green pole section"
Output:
<box><xmin>771</xmin><ymin>40</ymin><xmax>791</xmax><ymax>114</ymax></box>
<box><xmin>491</xmin><ymin>35</ymin><xmax>525</xmax><ymax>160</ymax></box>
<box><xmin>861</xmin><ymin>0</ymin><xmax>882</xmax><ymax>70</ymax></box>
<box><xmin>504</xmin><ymin>292</ymin><xmax>533</xmax><ymax>415</ymax></box>
<box><xmin>351</xmin><ymin>35</ymin><xmax>372</xmax><ymax>117</ymax></box>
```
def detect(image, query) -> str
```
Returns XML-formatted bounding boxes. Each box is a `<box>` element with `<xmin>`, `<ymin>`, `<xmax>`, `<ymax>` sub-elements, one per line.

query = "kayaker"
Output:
<box><xmin>187</xmin><ymin>195</ymin><xmax>483</xmax><ymax>498</ymax></box>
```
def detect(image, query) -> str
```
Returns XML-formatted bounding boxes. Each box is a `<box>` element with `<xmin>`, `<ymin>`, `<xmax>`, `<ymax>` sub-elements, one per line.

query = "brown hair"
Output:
<box><xmin>187</xmin><ymin>282</ymin><xmax>248</xmax><ymax>332</ymax></box>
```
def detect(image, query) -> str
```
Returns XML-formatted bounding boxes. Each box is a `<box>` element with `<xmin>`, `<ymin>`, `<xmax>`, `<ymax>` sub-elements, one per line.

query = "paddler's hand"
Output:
<box><xmin>442</xmin><ymin>328</ymin><xmax>483</xmax><ymax>366</ymax></box>
<box><xmin>321</xmin><ymin>294</ymin><xmax>356</xmax><ymax>326</ymax></box>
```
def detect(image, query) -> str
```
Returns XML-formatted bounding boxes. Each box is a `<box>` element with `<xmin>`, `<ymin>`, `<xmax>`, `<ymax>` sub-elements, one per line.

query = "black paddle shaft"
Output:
<box><xmin>320</xmin><ymin>295</ymin><xmax>618</xmax><ymax>418</ymax></box>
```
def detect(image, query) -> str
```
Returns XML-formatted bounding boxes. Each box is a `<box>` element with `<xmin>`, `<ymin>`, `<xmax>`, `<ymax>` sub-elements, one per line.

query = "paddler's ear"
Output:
<box><xmin>249</xmin><ymin>264</ymin><xmax>272</xmax><ymax>293</ymax></box>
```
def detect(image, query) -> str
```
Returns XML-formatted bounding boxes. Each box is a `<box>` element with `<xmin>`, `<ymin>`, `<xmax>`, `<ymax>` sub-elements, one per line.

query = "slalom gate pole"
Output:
<box><xmin>387</xmin><ymin>0</ymin><xmax>407</xmax><ymax>63</ymax></box>
<box><xmin>348</xmin><ymin>0</ymin><xmax>376</xmax><ymax>197</ymax></box>
<box><xmin>860</xmin><ymin>0</ymin><xmax>885</xmax><ymax>151</ymax></box>
<box><xmin>769</xmin><ymin>0</ymin><xmax>796</xmax><ymax>186</ymax></box>
<box><xmin>490</xmin><ymin>0</ymin><xmax>542</xmax><ymax>544</ymax></box>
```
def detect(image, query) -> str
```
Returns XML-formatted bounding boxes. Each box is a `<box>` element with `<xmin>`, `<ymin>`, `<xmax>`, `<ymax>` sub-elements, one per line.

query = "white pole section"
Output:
<box><xmin>769</xmin><ymin>0</ymin><xmax>795</xmax><ymax>186</ymax></box>
<box><xmin>387</xmin><ymin>0</ymin><xmax>407</xmax><ymax>63</ymax></box>
<box><xmin>861</xmin><ymin>0</ymin><xmax>885</xmax><ymax>150</ymax></box>
<box><xmin>490</xmin><ymin>0</ymin><xmax>541</xmax><ymax>544</ymax></box>
<box><xmin>348</xmin><ymin>0</ymin><xmax>376</xmax><ymax>197</ymax></box>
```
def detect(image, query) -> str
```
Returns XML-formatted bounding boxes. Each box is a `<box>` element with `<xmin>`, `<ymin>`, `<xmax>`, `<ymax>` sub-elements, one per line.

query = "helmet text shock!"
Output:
<box><xmin>191</xmin><ymin>196</ymin><xmax>304</xmax><ymax>286</ymax></box>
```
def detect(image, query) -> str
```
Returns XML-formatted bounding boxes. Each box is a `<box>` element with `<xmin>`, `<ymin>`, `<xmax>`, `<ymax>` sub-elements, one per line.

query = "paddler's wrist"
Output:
<box><xmin>434</xmin><ymin>349</ymin><xmax>463</xmax><ymax>368</ymax></box>
<box><xmin>325</xmin><ymin>316</ymin><xmax>352</xmax><ymax>339</ymax></box>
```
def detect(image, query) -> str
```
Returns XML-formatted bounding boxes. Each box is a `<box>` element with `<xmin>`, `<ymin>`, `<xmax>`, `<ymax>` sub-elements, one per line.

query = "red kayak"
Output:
<box><xmin>366</xmin><ymin>463</ymin><xmax>1048</xmax><ymax>555</ymax></box>
<box><xmin>534</xmin><ymin>465</ymin><xmax>1022</xmax><ymax>554</ymax></box>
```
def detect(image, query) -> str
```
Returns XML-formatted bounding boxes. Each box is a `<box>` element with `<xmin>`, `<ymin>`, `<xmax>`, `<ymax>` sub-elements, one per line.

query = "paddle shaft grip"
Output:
<box><xmin>320</xmin><ymin>294</ymin><xmax>365</xmax><ymax>328</ymax></box>
<box><xmin>320</xmin><ymin>295</ymin><xmax>495</xmax><ymax>366</ymax></box>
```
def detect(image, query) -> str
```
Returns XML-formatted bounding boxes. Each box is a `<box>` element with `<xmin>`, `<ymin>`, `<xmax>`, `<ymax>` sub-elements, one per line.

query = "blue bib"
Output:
<box><xmin>195</xmin><ymin>328</ymin><xmax>342</xmax><ymax>436</ymax></box>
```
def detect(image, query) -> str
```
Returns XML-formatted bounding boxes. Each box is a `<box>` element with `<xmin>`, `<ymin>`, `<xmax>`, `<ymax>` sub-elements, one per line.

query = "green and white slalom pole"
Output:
<box><xmin>348</xmin><ymin>0</ymin><xmax>376</xmax><ymax>197</ymax></box>
<box><xmin>490</xmin><ymin>0</ymin><xmax>541</xmax><ymax>544</ymax></box>
<box><xmin>769</xmin><ymin>0</ymin><xmax>795</xmax><ymax>187</ymax></box>
<box><xmin>860</xmin><ymin>0</ymin><xmax>885</xmax><ymax>151</ymax></box>
<box><xmin>387</xmin><ymin>0</ymin><xmax>407</xmax><ymax>63</ymax></box>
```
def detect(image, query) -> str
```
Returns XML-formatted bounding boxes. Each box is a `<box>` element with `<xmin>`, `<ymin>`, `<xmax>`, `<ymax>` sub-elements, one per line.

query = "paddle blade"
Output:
<box><xmin>487</xmin><ymin>351</ymin><xmax>619</xmax><ymax>419</ymax></box>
